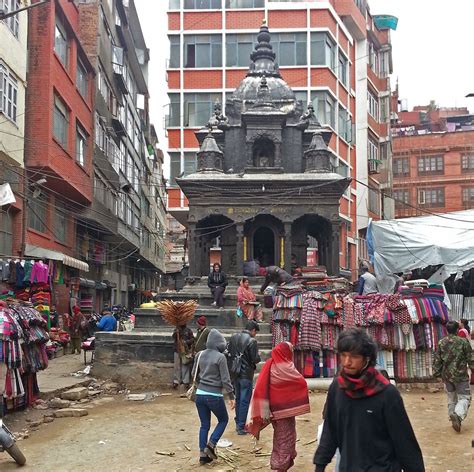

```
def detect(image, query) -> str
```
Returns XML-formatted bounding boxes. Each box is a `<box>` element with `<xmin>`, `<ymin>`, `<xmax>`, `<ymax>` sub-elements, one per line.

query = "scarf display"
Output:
<box><xmin>337</xmin><ymin>366</ymin><xmax>390</xmax><ymax>399</ymax></box>
<box><xmin>246</xmin><ymin>342</ymin><xmax>310</xmax><ymax>438</ymax></box>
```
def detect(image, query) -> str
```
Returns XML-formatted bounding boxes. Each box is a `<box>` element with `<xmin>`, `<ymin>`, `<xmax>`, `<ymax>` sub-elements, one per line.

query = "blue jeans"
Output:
<box><xmin>234</xmin><ymin>377</ymin><xmax>253</xmax><ymax>430</ymax></box>
<box><xmin>195</xmin><ymin>395</ymin><xmax>229</xmax><ymax>451</ymax></box>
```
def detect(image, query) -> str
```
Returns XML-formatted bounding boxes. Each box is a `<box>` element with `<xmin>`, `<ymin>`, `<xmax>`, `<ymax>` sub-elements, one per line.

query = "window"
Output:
<box><xmin>76</xmin><ymin>124</ymin><xmax>87</xmax><ymax>166</ymax></box>
<box><xmin>226</xmin><ymin>0</ymin><xmax>264</xmax><ymax>7</ymax></box>
<box><xmin>126</xmin><ymin>105</ymin><xmax>133</xmax><ymax>137</ymax></box>
<box><xmin>368</xmin><ymin>139</ymin><xmax>378</xmax><ymax>161</ymax></box>
<box><xmin>133</xmin><ymin>163</ymin><xmax>140</xmax><ymax>192</ymax></box>
<box><xmin>184</xmin><ymin>35</ymin><xmax>222</xmax><ymax>68</ymax></box>
<box><xmin>367</xmin><ymin>90</ymin><xmax>379</xmax><ymax>121</ymax></box>
<box><xmin>54</xmin><ymin>16</ymin><xmax>68</xmax><ymax>66</ymax></box>
<box><xmin>338</xmin><ymin>51</ymin><xmax>348</xmax><ymax>86</ymax></box>
<box><xmin>393</xmin><ymin>158</ymin><xmax>409</xmax><ymax>177</ymax></box>
<box><xmin>311</xmin><ymin>32</ymin><xmax>336</xmax><ymax>70</ymax></box>
<box><xmin>167</xmin><ymin>94</ymin><xmax>180</xmax><ymax>127</ymax></box>
<box><xmin>184</xmin><ymin>0</ymin><xmax>221</xmax><ymax>9</ymax></box>
<box><xmin>169</xmin><ymin>36</ymin><xmax>180</xmax><ymax>68</ymax></box>
<box><xmin>0</xmin><ymin>209</ymin><xmax>13</xmax><ymax>256</ymax></box>
<box><xmin>462</xmin><ymin>188</ymin><xmax>474</xmax><ymax>208</ymax></box>
<box><xmin>338</xmin><ymin>106</ymin><xmax>351</xmax><ymax>142</ymax></box>
<box><xmin>0</xmin><ymin>62</ymin><xmax>18</xmax><ymax>123</ymax></box>
<box><xmin>226</xmin><ymin>33</ymin><xmax>257</xmax><ymax>67</ymax></box>
<box><xmin>294</xmin><ymin>90</ymin><xmax>307</xmax><ymax>110</ymax></box>
<box><xmin>54</xmin><ymin>208</ymin><xmax>67</xmax><ymax>244</ymax></box>
<box><xmin>418</xmin><ymin>188</ymin><xmax>444</xmax><ymax>207</ymax></box>
<box><xmin>53</xmin><ymin>95</ymin><xmax>69</xmax><ymax>147</ymax></box>
<box><xmin>28</xmin><ymin>194</ymin><xmax>47</xmax><ymax>233</ymax></box>
<box><xmin>393</xmin><ymin>189</ymin><xmax>409</xmax><ymax>209</ymax></box>
<box><xmin>2</xmin><ymin>0</ymin><xmax>20</xmax><ymax>37</ymax></box>
<box><xmin>379</xmin><ymin>95</ymin><xmax>389</xmax><ymax>122</ymax></box>
<box><xmin>461</xmin><ymin>154</ymin><xmax>474</xmax><ymax>170</ymax></box>
<box><xmin>76</xmin><ymin>59</ymin><xmax>88</xmax><ymax>98</ymax></box>
<box><xmin>271</xmin><ymin>32</ymin><xmax>306</xmax><ymax>66</ymax></box>
<box><xmin>169</xmin><ymin>0</ymin><xmax>180</xmax><ymax>8</ymax></box>
<box><xmin>368</xmin><ymin>42</ymin><xmax>378</xmax><ymax>75</ymax></box>
<box><xmin>311</xmin><ymin>91</ymin><xmax>335</xmax><ymax>128</ymax></box>
<box><xmin>418</xmin><ymin>155</ymin><xmax>444</xmax><ymax>174</ymax></box>
<box><xmin>184</xmin><ymin>152</ymin><xmax>197</xmax><ymax>176</ymax></box>
<box><xmin>169</xmin><ymin>152</ymin><xmax>181</xmax><ymax>186</ymax></box>
<box><xmin>184</xmin><ymin>92</ymin><xmax>220</xmax><ymax>127</ymax></box>
<box><xmin>126</xmin><ymin>153</ymin><xmax>133</xmax><ymax>182</ymax></box>
<box><xmin>368</xmin><ymin>187</ymin><xmax>380</xmax><ymax>215</ymax></box>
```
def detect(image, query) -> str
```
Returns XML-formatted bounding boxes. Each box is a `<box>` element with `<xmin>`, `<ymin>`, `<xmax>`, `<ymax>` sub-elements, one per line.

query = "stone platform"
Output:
<box><xmin>92</xmin><ymin>277</ymin><xmax>273</xmax><ymax>387</ymax></box>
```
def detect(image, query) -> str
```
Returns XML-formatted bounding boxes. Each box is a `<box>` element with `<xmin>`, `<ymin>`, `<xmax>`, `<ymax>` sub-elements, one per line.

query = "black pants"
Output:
<box><xmin>211</xmin><ymin>286</ymin><xmax>225</xmax><ymax>307</ymax></box>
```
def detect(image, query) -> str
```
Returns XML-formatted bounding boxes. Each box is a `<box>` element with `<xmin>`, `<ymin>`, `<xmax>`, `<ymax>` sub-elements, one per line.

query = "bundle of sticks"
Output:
<box><xmin>155</xmin><ymin>299</ymin><xmax>198</xmax><ymax>327</ymax></box>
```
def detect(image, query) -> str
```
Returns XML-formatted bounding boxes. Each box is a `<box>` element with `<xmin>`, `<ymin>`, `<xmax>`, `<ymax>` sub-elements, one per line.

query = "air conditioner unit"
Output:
<box><xmin>418</xmin><ymin>190</ymin><xmax>425</xmax><ymax>205</ymax></box>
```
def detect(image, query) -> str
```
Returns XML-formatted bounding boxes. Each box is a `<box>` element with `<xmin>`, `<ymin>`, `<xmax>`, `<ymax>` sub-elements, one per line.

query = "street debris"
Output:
<box><xmin>155</xmin><ymin>451</ymin><xmax>175</xmax><ymax>457</ymax></box>
<box><xmin>54</xmin><ymin>408</ymin><xmax>89</xmax><ymax>418</ymax></box>
<box><xmin>60</xmin><ymin>387</ymin><xmax>89</xmax><ymax>401</ymax></box>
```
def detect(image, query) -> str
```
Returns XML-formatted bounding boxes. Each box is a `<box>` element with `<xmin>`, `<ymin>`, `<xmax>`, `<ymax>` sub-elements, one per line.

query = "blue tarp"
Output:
<box><xmin>373</xmin><ymin>15</ymin><xmax>398</xmax><ymax>31</ymax></box>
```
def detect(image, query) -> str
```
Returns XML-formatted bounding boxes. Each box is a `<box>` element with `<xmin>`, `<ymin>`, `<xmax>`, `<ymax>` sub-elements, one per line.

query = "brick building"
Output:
<box><xmin>392</xmin><ymin>103</ymin><xmax>474</xmax><ymax>218</ymax></box>
<box><xmin>165</xmin><ymin>0</ymin><xmax>395</xmax><ymax>280</ymax></box>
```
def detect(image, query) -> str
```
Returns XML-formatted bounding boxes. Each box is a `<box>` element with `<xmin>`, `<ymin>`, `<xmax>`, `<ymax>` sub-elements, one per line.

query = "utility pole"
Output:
<box><xmin>0</xmin><ymin>0</ymin><xmax>50</xmax><ymax>21</ymax></box>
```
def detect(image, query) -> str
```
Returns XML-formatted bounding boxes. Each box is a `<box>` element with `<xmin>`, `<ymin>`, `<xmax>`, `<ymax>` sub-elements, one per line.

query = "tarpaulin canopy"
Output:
<box><xmin>367</xmin><ymin>210</ymin><xmax>474</xmax><ymax>276</ymax></box>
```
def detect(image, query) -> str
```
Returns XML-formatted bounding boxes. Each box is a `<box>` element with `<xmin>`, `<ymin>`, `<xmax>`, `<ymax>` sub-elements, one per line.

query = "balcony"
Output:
<box><xmin>111</xmin><ymin>106</ymin><xmax>127</xmax><ymax>136</ymax></box>
<box><xmin>368</xmin><ymin>159</ymin><xmax>381</xmax><ymax>174</ymax></box>
<box><xmin>113</xmin><ymin>63</ymin><xmax>128</xmax><ymax>95</ymax></box>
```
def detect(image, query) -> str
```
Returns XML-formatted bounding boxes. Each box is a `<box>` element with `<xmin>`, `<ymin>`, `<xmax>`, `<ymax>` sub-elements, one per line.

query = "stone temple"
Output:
<box><xmin>177</xmin><ymin>22</ymin><xmax>350</xmax><ymax>278</ymax></box>
<box><xmin>93</xmin><ymin>23</ymin><xmax>351</xmax><ymax>386</ymax></box>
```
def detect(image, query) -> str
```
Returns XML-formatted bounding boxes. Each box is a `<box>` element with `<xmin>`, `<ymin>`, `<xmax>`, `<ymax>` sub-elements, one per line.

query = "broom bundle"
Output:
<box><xmin>156</xmin><ymin>299</ymin><xmax>198</xmax><ymax>327</ymax></box>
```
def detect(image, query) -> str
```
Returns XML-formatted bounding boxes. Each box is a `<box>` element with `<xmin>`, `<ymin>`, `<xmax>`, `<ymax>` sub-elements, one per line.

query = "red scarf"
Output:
<box><xmin>246</xmin><ymin>342</ymin><xmax>310</xmax><ymax>438</ymax></box>
<box><xmin>337</xmin><ymin>366</ymin><xmax>390</xmax><ymax>399</ymax></box>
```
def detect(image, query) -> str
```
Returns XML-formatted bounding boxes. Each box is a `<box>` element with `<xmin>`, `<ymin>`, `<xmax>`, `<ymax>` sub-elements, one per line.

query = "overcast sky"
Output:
<box><xmin>134</xmin><ymin>0</ymin><xmax>474</xmax><ymax>155</ymax></box>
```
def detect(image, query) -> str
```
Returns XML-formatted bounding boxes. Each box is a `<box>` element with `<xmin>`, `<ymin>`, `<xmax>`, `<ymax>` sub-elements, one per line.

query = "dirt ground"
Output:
<box><xmin>0</xmin><ymin>389</ymin><xmax>472</xmax><ymax>472</ymax></box>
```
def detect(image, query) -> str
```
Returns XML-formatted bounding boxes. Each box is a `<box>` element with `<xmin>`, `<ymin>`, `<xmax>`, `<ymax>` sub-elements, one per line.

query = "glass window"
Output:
<box><xmin>338</xmin><ymin>106</ymin><xmax>352</xmax><ymax>142</ymax></box>
<box><xmin>167</xmin><ymin>94</ymin><xmax>180</xmax><ymax>127</ymax></box>
<box><xmin>53</xmin><ymin>95</ymin><xmax>69</xmax><ymax>147</ymax></box>
<box><xmin>418</xmin><ymin>155</ymin><xmax>444</xmax><ymax>174</ymax></box>
<box><xmin>294</xmin><ymin>90</ymin><xmax>307</xmax><ymax>110</ymax></box>
<box><xmin>54</xmin><ymin>16</ymin><xmax>68</xmax><ymax>66</ymax></box>
<box><xmin>462</xmin><ymin>188</ymin><xmax>474</xmax><ymax>207</ymax></box>
<box><xmin>393</xmin><ymin>189</ymin><xmax>409</xmax><ymax>209</ymax></box>
<box><xmin>54</xmin><ymin>208</ymin><xmax>67</xmax><ymax>244</ymax></box>
<box><xmin>184</xmin><ymin>0</ymin><xmax>221</xmax><ymax>9</ymax></box>
<box><xmin>368</xmin><ymin>139</ymin><xmax>378</xmax><ymax>161</ymax></box>
<box><xmin>184</xmin><ymin>152</ymin><xmax>197</xmax><ymax>175</ymax></box>
<box><xmin>126</xmin><ymin>153</ymin><xmax>133</xmax><ymax>182</ymax></box>
<box><xmin>184</xmin><ymin>34</ymin><xmax>222</xmax><ymax>68</ymax></box>
<box><xmin>393</xmin><ymin>158</ymin><xmax>409</xmax><ymax>176</ymax></box>
<box><xmin>338</xmin><ymin>50</ymin><xmax>348</xmax><ymax>86</ymax></box>
<box><xmin>2</xmin><ymin>0</ymin><xmax>20</xmax><ymax>38</ymax></box>
<box><xmin>311</xmin><ymin>32</ymin><xmax>336</xmax><ymax>70</ymax></box>
<box><xmin>226</xmin><ymin>33</ymin><xmax>257</xmax><ymax>67</ymax></box>
<box><xmin>368</xmin><ymin>187</ymin><xmax>380</xmax><ymax>215</ymax></box>
<box><xmin>310</xmin><ymin>91</ymin><xmax>335</xmax><ymax>128</ymax></box>
<box><xmin>367</xmin><ymin>90</ymin><xmax>379</xmax><ymax>121</ymax></box>
<box><xmin>76</xmin><ymin>59</ymin><xmax>88</xmax><ymax>98</ymax></box>
<box><xmin>0</xmin><ymin>208</ymin><xmax>13</xmax><ymax>256</ymax></box>
<box><xmin>169</xmin><ymin>152</ymin><xmax>181</xmax><ymax>186</ymax></box>
<box><xmin>76</xmin><ymin>123</ymin><xmax>87</xmax><ymax>166</ymax></box>
<box><xmin>169</xmin><ymin>0</ymin><xmax>180</xmax><ymax>8</ymax></box>
<box><xmin>28</xmin><ymin>194</ymin><xmax>47</xmax><ymax>234</ymax></box>
<box><xmin>271</xmin><ymin>32</ymin><xmax>306</xmax><ymax>66</ymax></box>
<box><xmin>126</xmin><ymin>105</ymin><xmax>133</xmax><ymax>137</ymax></box>
<box><xmin>226</xmin><ymin>0</ymin><xmax>264</xmax><ymax>7</ymax></box>
<box><xmin>0</xmin><ymin>62</ymin><xmax>18</xmax><ymax>123</ymax></box>
<box><xmin>169</xmin><ymin>36</ymin><xmax>180</xmax><ymax>68</ymax></box>
<box><xmin>418</xmin><ymin>188</ymin><xmax>444</xmax><ymax>207</ymax></box>
<box><xmin>461</xmin><ymin>154</ymin><xmax>474</xmax><ymax>170</ymax></box>
<box><xmin>184</xmin><ymin>92</ymin><xmax>220</xmax><ymax>127</ymax></box>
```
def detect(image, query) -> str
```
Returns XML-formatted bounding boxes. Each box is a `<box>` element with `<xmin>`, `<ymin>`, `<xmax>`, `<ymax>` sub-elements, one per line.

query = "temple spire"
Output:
<box><xmin>248</xmin><ymin>21</ymin><xmax>281</xmax><ymax>78</ymax></box>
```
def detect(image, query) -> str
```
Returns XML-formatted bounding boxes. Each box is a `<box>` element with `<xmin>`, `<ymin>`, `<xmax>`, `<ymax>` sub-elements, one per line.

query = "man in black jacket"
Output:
<box><xmin>228</xmin><ymin>320</ymin><xmax>261</xmax><ymax>435</ymax></box>
<box><xmin>260</xmin><ymin>266</ymin><xmax>294</xmax><ymax>293</ymax></box>
<box><xmin>314</xmin><ymin>328</ymin><xmax>424</xmax><ymax>472</ymax></box>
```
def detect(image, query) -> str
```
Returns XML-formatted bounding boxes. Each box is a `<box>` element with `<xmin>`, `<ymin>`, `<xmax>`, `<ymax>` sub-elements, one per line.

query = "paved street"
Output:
<box><xmin>1</xmin><ymin>389</ymin><xmax>472</xmax><ymax>471</ymax></box>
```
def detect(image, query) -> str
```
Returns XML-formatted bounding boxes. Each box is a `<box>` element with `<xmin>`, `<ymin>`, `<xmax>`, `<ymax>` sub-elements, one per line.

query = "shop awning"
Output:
<box><xmin>25</xmin><ymin>244</ymin><xmax>89</xmax><ymax>272</ymax></box>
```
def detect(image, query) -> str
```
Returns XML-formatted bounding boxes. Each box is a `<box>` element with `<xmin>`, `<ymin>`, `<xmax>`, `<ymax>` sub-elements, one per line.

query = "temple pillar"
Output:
<box><xmin>187</xmin><ymin>223</ymin><xmax>197</xmax><ymax>276</ymax></box>
<box><xmin>328</xmin><ymin>220</ymin><xmax>341</xmax><ymax>276</ymax></box>
<box><xmin>283</xmin><ymin>222</ymin><xmax>292</xmax><ymax>273</ymax></box>
<box><xmin>236</xmin><ymin>223</ymin><xmax>244</xmax><ymax>276</ymax></box>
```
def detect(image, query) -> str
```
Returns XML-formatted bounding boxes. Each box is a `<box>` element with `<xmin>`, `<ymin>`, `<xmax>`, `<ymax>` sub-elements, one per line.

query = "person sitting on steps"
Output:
<box><xmin>208</xmin><ymin>263</ymin><xmax>227</xmax><ymax>308</ymax></box>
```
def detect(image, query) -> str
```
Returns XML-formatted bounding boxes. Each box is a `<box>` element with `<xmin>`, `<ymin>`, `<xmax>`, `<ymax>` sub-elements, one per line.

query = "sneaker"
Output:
<box><xmin>450</xmin><ymin>413</ymin><xmax>461</xmax><ymax>432</ymax></box>
<box><xmin>199</xmin><ymin>456</ymin><xmax>213</xmax><ymax>465</ymax></box>
<box><xmin>211</xmin><ymin>301</ymin><xmax>217</xmax><ymax>307</ymax></box>
<box><xmin>236</xmin><ymin>429</ymin><xmax>248</xmax><ymax>436</ymax></box>
<box><xmin>204</xmin><ymin>443</ymin><xmax>217</xmax><ymax>460</ymax></box>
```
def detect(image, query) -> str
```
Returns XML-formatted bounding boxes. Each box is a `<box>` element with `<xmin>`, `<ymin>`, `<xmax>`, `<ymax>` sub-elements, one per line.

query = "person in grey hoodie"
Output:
<box><xmin>192</xmin><ymin>328</ymin><xmax>235</xmax><ymax>465</ymax></box>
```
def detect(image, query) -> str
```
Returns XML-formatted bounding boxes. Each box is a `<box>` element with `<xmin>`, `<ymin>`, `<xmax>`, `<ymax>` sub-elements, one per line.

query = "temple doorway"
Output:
<box><xmin>253</xmin><ymin>226</ymin><xmax>275</xmax><ymax>266</ymax></box>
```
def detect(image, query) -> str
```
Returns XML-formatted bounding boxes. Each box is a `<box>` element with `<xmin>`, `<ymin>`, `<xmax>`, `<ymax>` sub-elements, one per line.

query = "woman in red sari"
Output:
<box><xmin>237</xmin><ymin>277</ymin><xmax>263</xmax><ymax>321</ymax></box>
<box><xmin>246</xmin><ymin>342</ymin><xmax>310</xmax><ymax>471</ymax></box>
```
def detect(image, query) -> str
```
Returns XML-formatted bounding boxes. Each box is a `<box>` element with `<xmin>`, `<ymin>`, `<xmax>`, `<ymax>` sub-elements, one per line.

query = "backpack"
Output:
<box><xmin>225</xmin><ymin>333</ymin><xmax>251</xmax><ymax>380</ymax></box>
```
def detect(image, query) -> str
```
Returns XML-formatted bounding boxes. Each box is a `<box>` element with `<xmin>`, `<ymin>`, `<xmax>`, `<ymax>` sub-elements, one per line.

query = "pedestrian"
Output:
<box><xmin>357</xmin><ymin>261</ymin><xmax>378</xmax><ymax>295</ymax></box>
<box><xmin>96</xmin><ymin>310</ymin><xmax>118</xmax><ymax>332</ymax></box>
<box><xmin>246</xmin><ymin>342</ymin><xmax>310</xmax><ymax>471</ymax></box>
<box><xmin>70</xmin><ymin>306</ymin><xmax>85</xmax><ymax>355</ymax></box>
<box><xmin>433</xmin><ymin>320</ymin><xmax>474</xmax><ymax>433</ymax></box>
<box><xmin>172</xmin><ymin>323</ymin><xmax>195</xmax><ymax>390</ymax></box>
<box><xmin>50</xmin><ymin>305</ymin><xmax>59</xmax><ymax>328</ymax></box>
<box><xmin>458</xmin><ymin>319</ymin><xmax>471</xmax><ymax>339</ymax></box>
<box><xmin>193</xmin><ymin>328</ymin><xmax>235</xmax><ymax>465</ymax></box>
<box><xmin>208</xmin><ymin>263</ymin><xmax>228</xmax><ymax>308</ymax></box>
<box><xmin>237</xmin><ymin>277</ymin><xmax>263</xmax><ymax>322</ymax></box>
<box><xmin>228</xmin><ymin>319</ymin><xmax>261</xmax><ymax>435</ymax></box>
<box><xmin>260</xmin><ymin>266</ymin><xmax>294</xmax><ymax>294</ymax></box>
<box><xmin>195</xmin><ymin>316</ymin><xmax>210</xmax><ymax>353</ymax></box>
<box><xmin>313</xmin><ymin>328</ymin><xmax>424</xmax><ymax>471</ymax></box>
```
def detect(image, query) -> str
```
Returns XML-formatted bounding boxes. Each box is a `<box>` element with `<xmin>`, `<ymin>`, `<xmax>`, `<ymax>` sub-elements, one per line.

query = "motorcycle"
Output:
<box><xmin>0</xmin><ymin>406</ymin><xmax>26</xmax><ymax>466</ymax></box>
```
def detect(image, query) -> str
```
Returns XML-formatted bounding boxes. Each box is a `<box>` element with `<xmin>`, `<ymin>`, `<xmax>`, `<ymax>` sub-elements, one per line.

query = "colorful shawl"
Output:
<box><xmin>338</xmin><ymin>365</ymin><xmax>390</xmax><ymax>399</ymax></box>
<box><xmin>246</xmin><ymin>342</ymin><xmax>310</xmax><ymax>438</ymax></box>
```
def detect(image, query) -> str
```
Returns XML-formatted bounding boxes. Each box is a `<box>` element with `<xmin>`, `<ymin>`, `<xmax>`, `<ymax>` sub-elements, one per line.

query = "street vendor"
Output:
<box><xmin>260</xmin><ymin>266</ymin><xmax>294</xmax><ymax>294</ymax></box>
<box><xmin>172</xmin><ymin>323</ymin><xmax>195</xmax><ymax>390</ymax></box>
